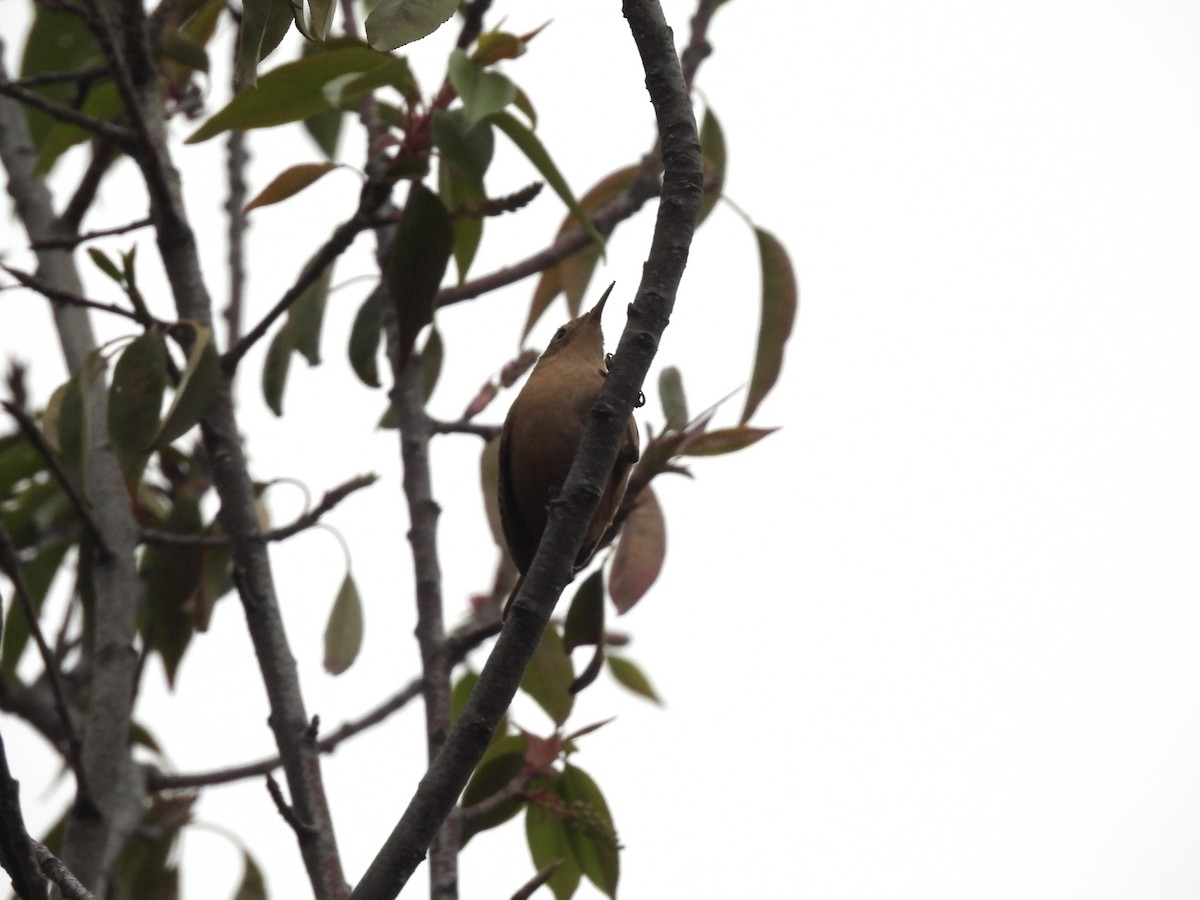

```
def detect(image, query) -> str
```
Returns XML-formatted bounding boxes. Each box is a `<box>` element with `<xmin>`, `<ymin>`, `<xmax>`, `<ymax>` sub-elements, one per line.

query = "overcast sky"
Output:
<box><xmin>3</xmin><ymin>2</ymin><xmax>1200</xmax><ymax>898</ymax></box>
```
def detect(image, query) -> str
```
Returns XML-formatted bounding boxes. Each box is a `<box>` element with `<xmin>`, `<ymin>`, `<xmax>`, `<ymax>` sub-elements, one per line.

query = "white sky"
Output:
<box><xmin>3</xmin><ymin>1</ymin><xmax>1200</xmax><ymax>898</ymax></box>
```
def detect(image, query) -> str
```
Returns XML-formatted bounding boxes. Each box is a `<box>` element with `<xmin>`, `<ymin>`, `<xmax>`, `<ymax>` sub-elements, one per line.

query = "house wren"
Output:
<box><xmin>499</xmin><ymin>285</ymin><xmax>640</xmax><ymax>614</ymax></box>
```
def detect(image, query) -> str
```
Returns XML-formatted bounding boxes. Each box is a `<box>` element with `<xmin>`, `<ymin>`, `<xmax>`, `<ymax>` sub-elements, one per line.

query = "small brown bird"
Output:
<box><xmin>499</xmin><ymin>285</ymin><xmax>640</xmax><ymax>614</ymax></box>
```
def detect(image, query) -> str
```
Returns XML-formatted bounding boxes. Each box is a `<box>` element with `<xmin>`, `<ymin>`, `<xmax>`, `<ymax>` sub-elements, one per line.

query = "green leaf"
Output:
<box><xmin>364</xmin><ymin>0</ymin><xmax>458</xmax><ymax>51</ymax></box>
<box><xmin>658</xmin><ymin>365</ymin><xmax>688</xmax><ymax>430</ymax></box>
<box><xmin>1</xmin><ymin>538</ymin><xmax>71</xmax><ymax>683</ymax></box>
<box><xmin>607</xmin><ymin>655</ymin><xmax>661</xmax><ymax>705</ymax></box>
<box><xmin>682</xmin><ymin>425</ymin><xmax>777</xmax><ymax>456</ymax></box>
<box><xmin>386</xmin><ymin>183</ymin><xmax>453</xmax><ymax>371</ymax></box>
<box><xmin>289</xmin><ymin>257</ymin><xmax>334</xmax><ymax>365</ymax></box>
<box><xmin>244</xmin><ymin>162</ymin><xmax>342</xmax><ymax>213</ymax></box>
<box><xmin>433</xmin><ymin>108</ymin><xmax>494</xmax><ymax>195</ymax></box>
<box><xmin>304</xmin><ymin>107</ymin><xmax>344</xmax><ymax>159</ymax></box>
<box><xmin>191</xmin><ymin>46</ymin><xmax>392</xmax><ymax>143</ymax></box>
<box><xmin>492</xmin><ymin>111</ymin><xmax>604</xmax><ymax>251</ymax></box>
<box><xmin>305</xmin><ymin>0</ymin><xmax>337</xmax><ymax>42</ymax></box>
<box><xmin>741</xmin><ymin>227</ymin><xmax>798</xmax><ymax>423</ymax></box>
<box><xmin>526</xmin><ymin>797</ymin><xmax>581</xmax><ymax>900</ymax></box>
<box><xmin>520</xmin><ymin>625</ymin><xmax>574</xmax><ymax>726</ymax></box>
<box><xmin>560</xmin><ymin>765</ymin><xmax>620</xmax><ymax>898</ymax></box>
<box><xmin>108</xmin><ymin>331</ymin><xmax>168</xmax><ymax>481</ymax></box>
<box><xmin>348</xmin><ymin>288</ymin><xmax>384</xmax><ymax>388</ymax></box>
<box><xmin>261</xmin><ymin>322</ymin><xmax>294</xmax><ymax>417</ymax></box>
<box><xmin>608</xmin><ymin>487</ymin><xmax>665</xmax><ymax>615</ymax></box>
<box><xmin>87</xmin><ymin>247</ymin><xmax>125</xmax><ymax>285</ymax></box>
<box><xmin>158</xmin><ymin>27</ymin><xmax>210</xmax><ymax>73</ymax></box>
<box><xmin>324</xmin><ymin>571</ymin><xmax>364</xmax><ymax>675</ymax></box>
<box><xmin>698</xmin><ymin>106</ymin><xmax>727</xmax><ymax>225</ymax></box>
<box><xmin>451</xmin><ymin>669</ymin><xmax>478</xmax><ymax>722</ymax></box>
<box><xmin>421</xmin><ymin>327</ymin><xmax>443</xmax><ymax>403</ymax></box>
<box><xmin>448</xmin><ymin>50</ymin><xmax>516</xmax><ymax>131</ymax></box>
<box><xmin>461</xmin><ymin>738</ymin><xmax>527</xmax><ymax>843</ymax></box>
<box><xmin>140</xmin><ymin>496</ymin><xmax>205</xmax><ymax>687</ymax></box>
<box><xmin>0</xmin><ymin>433</ymin><xmax>46</xmax><ymax>499</ymax></box>
<box><xmin>339</xmin><ymin>56</ymin><xmax>421</xmax><ymax>109</ymax></box>
<box><xmin>563</xmin><ymin>571</ymin><xmax>603</xmax><ymax>651</ymax></box>
<box><xmin>471</xmin><ymin>31</ymin><xmax>528</xmax><ymax>67</ymax></box>
<box><xmin>154</xmin><ymin>323</ymin><xmax>221</xmax><ymax>447</ymax></box>
<box><xmin>233</xmin><ymin>851</ymin><xmax>267</xmax><ymax>900</ymax></box>
<box><xmin>233</xmin><ymin>0</ymin><xmax>295</xmax><ymax>88</ymax></box>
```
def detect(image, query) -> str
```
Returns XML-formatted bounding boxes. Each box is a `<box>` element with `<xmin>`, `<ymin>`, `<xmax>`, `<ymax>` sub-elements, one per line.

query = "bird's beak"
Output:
<box><xmin>587</xmin><ymin>282</ymin><xmax>616</xmax><ymax>320</ymax></box>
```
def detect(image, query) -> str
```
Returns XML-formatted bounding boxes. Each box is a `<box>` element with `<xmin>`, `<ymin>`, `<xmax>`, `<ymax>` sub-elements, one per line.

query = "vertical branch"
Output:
<box><xmin>84</xmin><ymin>2</ymin><xmax>348</xmax><ymax>896</ymax></box>
<box><xmin>386</xmin><ymin>352</ymin><xmax>458</xmax><ymax>900</ymax></box>
<box><xmin>348</xmin><ymin>1</ymin><xmax>702</xmax><ymax>896</ymax></box>
<box><xmin>0</xmin><ymin>56</ymin><xmax>146</xmax><ymax>897</ymax></box>
<box><xmin>223</xmin><ymin>128</ymin><xmax>249</xmax><ymax>347</ymax></box>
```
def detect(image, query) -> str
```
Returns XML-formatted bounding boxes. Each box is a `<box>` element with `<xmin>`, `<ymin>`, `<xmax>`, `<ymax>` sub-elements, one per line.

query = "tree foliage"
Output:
<box><xmin>0</xmin><ymin>1</ymin><xmax>795</xmax><ymax>898</ymax></box>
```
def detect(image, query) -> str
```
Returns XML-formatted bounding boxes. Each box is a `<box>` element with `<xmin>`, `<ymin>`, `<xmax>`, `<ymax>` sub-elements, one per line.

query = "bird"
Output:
<box><xmin>498</xmin><ymin>284</ymin><xmax>640</xmax><ymax>616</ymax></box>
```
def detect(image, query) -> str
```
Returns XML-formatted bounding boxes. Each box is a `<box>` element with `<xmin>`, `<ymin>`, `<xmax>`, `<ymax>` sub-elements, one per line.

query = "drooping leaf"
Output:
<box><xmin>559</xmin><ymin>765</ymin><xmax>620</xmax><ymax>898</ymax></box>
<box><xmin>233</xmin><ymin>0</ymin><xmax>294</xmax><ymax>87</ymax></box>
<box><xmin>607</xmin><ymin>655</ymin><xmax>661</xmax><ymax>705</ymax></box>
<box><xmin>261</xmin><ymin>322</ymin><xmax>294</xmax><ymax>417</ymax></box>
<box><xmin>492</xmin><ymin>111</ymin><xmax>604</xmax><ymax>251</ymax></box>
<box><xmin>448</xmin><ymin>50</ymin><xmax>516</xmax><ymax>131</ymax></box>
<box><xmin>88</xmin><ymin>247</ymin><xmax>125</xmax><ymax>285</ymax></box>
<box><xmin>385</xmin><ymin>183</ymin><xmax>453</xmax><ymax>370</ymax></box>
<box><xmin>421</xmin><ymin>327</ymin><xmax>443</xmax><ymax>402</ymax></box>
<box><xmin>153</xmin><ymin>323</ymin><xmax>221</xmax><ymax>447</ymax></box>
<box><xmin>232</xmin><ymin>851</ymin><xmax>267</xmax><ymax>900</ymax></box>
<box><xmin>191</xmin><ymin>45</ymin><xmax>392</xmax><ymax>142</ymax></box>
<box><xmin>1</xmin><ymin>538</ymin><xmax>71</xmax><ymax>682</ymax></box>
<box><xmin>658</xmin><ymin>365</ymin><xmax>687</xmax><ymax>430</ymax></box>
<box><xmin>348</xmin><ymin>287</ymin><xmax>384</xmax><ymax>387</ymax></box>
<box><xmin>526</xmin><ymin>792</ymin><xmax>582</xmax><ymax>900</ymax></box>
<box><xmin>741</xmin><ymin>227</ymin><xmax>797</xmax><ymax>423</ymax></box>
<box><xmin>305</xmin><ymin>0</ymin><xmax>337</xmax><ymax>42</ymax></box>
<box><xmin>698</xmin><ymin>106</ymin><xmax>727</xmax><ymax>225</ymax></box>
<box><xmin>338</xmin><ymin>56</ymin><xmax>421</xmax><ymax>108</ymax></box>
<box><xmin>683</xmin><ymin>425</ymin><xmax>777</xmax><ymax>457</ymax></box>
<box><xmin>364</xmin><ymin>0</ymin><xmax>458</xmax><ymax>51</ymax></box>
<box><xmin>108</xmin><ymin>330</ymin><xmax>168</xmax><ymax>480</ymax></box>
<box><xmin>563</xmin><ymin>570</ymin><xmax>603</xmax><ymax>651</ymax></box>
<box><xmin>608</xmin><ymin>487</ymin><xmax>665</xmax><ymax>615</ymax></box>
<box><xmin>479</xmin><ymin>437</ymin><xmax>504</xmax><ymax>547</ymax></box>
<box><xmin>245</xmin><ymin>162</ymin><xmax>342</xmax><ymax>213</ymax></box>
<box><xmin>140</xmin><ymin>496</ymin><xmax>205</xmax><ymax>687</ymax></box>
<box><xmin>520</xmin><ymin>625</ymin><xmax>574</xmax><ymax>726</ymax></box>
<box><xmin>433</xmin><ymin>108</ymin><xmax>494</xmax><ymax>195</ymax></box>
<box><xmin>289</xmin><ymin>257</ymin><xmax>334</xmax><ymax>365</ymax></box>
<box><xmin>523</xmin><ymin>165</ymin><xmax>636</xmax><ymax>338</ymax></box>
<box><xmin>324</xmin><ymin>571</ymin><xmax>364</xmax><ymax>674</ymax></box>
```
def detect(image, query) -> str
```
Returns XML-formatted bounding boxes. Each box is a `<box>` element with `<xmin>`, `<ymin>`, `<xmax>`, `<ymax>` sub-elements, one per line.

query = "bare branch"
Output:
<box><xmin>30</xmin><ymin>216</ymin><xmax>152</xmax><ymax>251</ymax></box>
<box><xmin>1</xmin><ymin>401</ymin><xmax>113</xmax><ymax>558</ymax></box>
<box><xmin>508</xmin><ymin>862</ymin><xmax>559</xmax><ymax>900</ymax></box>
<box><xmin>223</xmin><ymin>124</ymin><xmax>249</xmax><ymax>346</ymax></box>
<box><xmin>141</xmin><ymin>473</ymin><xmax>379</xmax><ymax>547</ymax></box>
<box><xmin>146</xmin><ymin>617</ymin><xmax>501</xmax><ymax>792</ymax></box>
<box><xmin>0</xmin><ymin>727</ymin><xmax>48</xmax><ymax>900</ymax></box>
<box><xmin>2</xmin><ymin>265</ymin><xmax>149</xmax><ymax>325</ymax></box>
<box><xmin>0</xmin><ymin>526</ymin><xmax>88</xmax><ymax>795</ymax></box>
<box><xmin>12</xmin><ymin>63</ymin><xmax>110</xmax><ymax>89</ymax></box>
<box><xmin>31</xmin><ymin>842</ymin><xmax>93</xmax><ymax>900</ymax></box>
<box><xmin>347</xmin><ymin>1</ymin><xmax>702</xmax><ymax>895</ymax></box>
<box><xmin>0</xmin><ymin>80</ymin><xmax>135</xmax><ymax>147</ymax></box>
<box><xmin>428</xmin><ymin>418</ymin><xmax>502</xmax><ymax>441</ymax></box>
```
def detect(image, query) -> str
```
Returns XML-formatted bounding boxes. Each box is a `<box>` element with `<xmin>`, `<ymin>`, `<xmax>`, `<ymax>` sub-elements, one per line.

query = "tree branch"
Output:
<box><xmin>0</xmin><ymin>79</ymin><xmax>135</xmax><ymax>148</ymax></box>
<box><xmin>146</xmin><ymin>617</ymin><xmax>501</xmax><ymax>792</ymax></box>
<box><xmin>29</xmin><ymin>216</ymin><xmax>152</xmax><ymax>251</ymax></box>
<box><xmin>140</xmin><ymin>473</ymin><xmax>379</xmax><ymax>547</ymax></box>
<box><xmin>0</xmin><ymin>727</ymin><xmax>48</xmax><ymax>900</ymax></box>
<box><xmin>348</xmin><ymin>1</ymin><xmax>701</xmax><ymax>895</ymax></box>
<box><xmin>32</xmin><ymin>842</ymin><xmax>95</xmax><ymax>900</ymax></box>
<box><xmin>1</xmin><ymin>265</ymin><xmax>149</xmax><ymax>326</ymax></box>
<box><xmin>88</xmin><ymin>2</ymin><xmax>348</xmax><ymax>895</ymax></box>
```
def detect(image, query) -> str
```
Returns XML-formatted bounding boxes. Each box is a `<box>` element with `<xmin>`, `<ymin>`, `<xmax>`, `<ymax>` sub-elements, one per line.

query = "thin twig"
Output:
<box><xmin>1</xmin><ymin>402</ymin><xmax>112</xmax><ymax>559</ymax></box>
<box><xmin>12</xmin><ymin>63</ymin><xmax>110</xmax><ymax>89</ymax></box>
<box><xmin>266</xmin><ymin>773</ymin><xmax>314</xmax><ymax>837</ymax></box>
<box><xmin>0</xmin><ymin>526</ymin><xmax>89</xmax><ymax>798</ymax></box>
<box><xmin>30</xmin><ymin>216</ymin><xmax>152</xmax><ymax>251</ymax></box>
<box><xmin>140</xmin><ymin>473</ymin><xmax>379</xmax><ymax>547</ymax></box>
<box><xmin>146</xmin><ymin>617</ymin><xmax>501</xmax><ymax>792</ymax></box>
<box><xmin>59</xmin><ymin>141</ymin><xmax>119</xmax><ymax>235</ymax></box>
<box><xmin>31</xmin><ymin>841</ymin><xmax>93</xmax><ymax>900</ymax></box>
<box><xmin>0</xmin><ymin>727</ymin><xmax>48</xmax><ymax>899</ymax></box>
<box><xmin>222</xmin><ymin>179</ymin><xmax>391</xmax><ymax>372</ymax></box>
<box><xmin>222</xmin><ymin>66</ymin><xmax>249</xmax><ymax>347</ymax></box>
<box><xmin>509</xmin><ymin>862</ymin><xmax>559</xmax><ymax>900</ymax></box>
<box><xmin>428</xmin><ymin>418</ymin><xmax>501</xmax><ymax>440</ymax></box>
<box><xmin>1</xmin><ymin>265</ymin><xmax>149</xmax><ymax>325</ymax></box>
<box><xmin>458</xmin><ymin>769</ymin><xmax>535</xmax><ymax>824</ymax></box>
<box><xmin>0</xmin><ymin>80</ymin><xmax>134</xmax><ymax>147</ymax></box>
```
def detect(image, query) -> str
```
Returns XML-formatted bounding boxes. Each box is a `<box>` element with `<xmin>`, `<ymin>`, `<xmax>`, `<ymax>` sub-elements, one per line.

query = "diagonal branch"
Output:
<box><xmin>347</xmin><ymin>1</ymin><xmax>702</xmax><ymax>896</ymax></box>
<box><xmin>0</xmin><ymin>79</ymin><xmax>135</xmax><ymax>147</ymax></box>
<box><xmin>2</xmin><ymin>265</ymin><xmax>149</xmax><ymax>326</ymax></box>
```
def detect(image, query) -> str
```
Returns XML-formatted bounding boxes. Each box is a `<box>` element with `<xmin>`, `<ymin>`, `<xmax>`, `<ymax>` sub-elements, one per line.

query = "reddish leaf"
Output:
<box><xmin>244</xmin><ymin>162</ymin><xmax>341</xmax><ymax>213</ymax></box>
<box><xmin>682</xmin><ymin>425</ymin><xmax>777</xmax><ymax>457</ymax></box>
<box><xmin>608</xmin><ymin>487</ymin><xmax>665</xmax><ymax>615</ymax></box>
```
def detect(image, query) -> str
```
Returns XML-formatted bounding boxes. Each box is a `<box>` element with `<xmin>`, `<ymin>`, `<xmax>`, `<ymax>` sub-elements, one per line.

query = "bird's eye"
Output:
<box><xmin>552</xmin><ymin>327</ymin><xmax>568</xmax><ymax>343</ymax></box>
